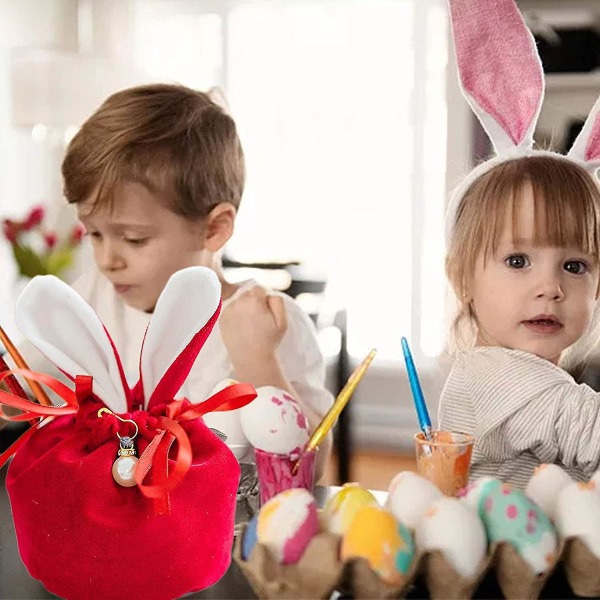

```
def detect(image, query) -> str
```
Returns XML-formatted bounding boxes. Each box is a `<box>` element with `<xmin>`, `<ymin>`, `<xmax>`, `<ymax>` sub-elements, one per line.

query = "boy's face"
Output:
<box><xmin>470</xmin><ymin>186</ymin><xmax>600</xmax><ymax>364</ymax></box>
<box><xmin>77</xmin><ymin>182</ymin><xmax>207</xmax><ymax>312</ymax></box>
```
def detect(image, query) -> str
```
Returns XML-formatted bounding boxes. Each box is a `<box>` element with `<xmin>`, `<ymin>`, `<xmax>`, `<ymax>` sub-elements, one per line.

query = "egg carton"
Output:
<box><xmin>233</xmin><ymin>526</ymin><xmax>425</xmax><ymax>599</ymax></box>
<box><xmin>233</xmin><ymin>527</ymin><xmax>600</xmax><ymax>599</ymax></box>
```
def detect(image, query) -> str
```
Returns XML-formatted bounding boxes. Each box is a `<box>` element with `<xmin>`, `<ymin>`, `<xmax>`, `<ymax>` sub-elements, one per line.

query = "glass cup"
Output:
<box><xmin>254</xmin><ymin>448</ymin><xmax>317</xmax><ymax>506</ymax></box>
<box><xmin>414</xmin><ymin>430</ymin><xmax>474</xmax><ymax>496</ymax></box>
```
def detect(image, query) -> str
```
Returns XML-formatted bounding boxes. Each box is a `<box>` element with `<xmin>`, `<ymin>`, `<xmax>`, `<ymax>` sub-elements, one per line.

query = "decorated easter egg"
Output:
<box><xmin>386</xmin><ymin>471</ymin><xmax>443</xmax><ymax>530</ymax></box>
<box><xmin>257</xmin><ymin>488</ymin><xmax>320</xmax><ymax>564</ymax></box>
<box><xmin>525</xmin><ymin>464</ymin><xmax>573</xmax><ymax>520</ymax></box>
<box><xmin>464</xmin><ymin>478</ymin><xmax>557</xmax><ymax>574</ymax></box>
<box><xmin>242</xmin><ymin>514</ymin><xmax>259</xmax><ymax>560</ymax></box>
<box><xmin>415</xmin><ymin>497</ymin><xmax>487</xmax><ymax>579</ymax></box>
<box><xmin>341</xmin><ymin>505</ymin><xmax>415</xmax><ymax>585</ymax></box>
<box><xmin>555</xmin><ymin>480</ymin><xmax>600</xmax><ymax>559</ymax></box>
<box><xmin>459</xmin><ymin>476</ymin><xmax>496</xmax><ymax>509</ymax></box>
<box><xmin>241</xmin><ymin>386</ymin><xmax>310</xmax><ymax>457</ymax></box>
<box><xmin>322</xmin><ymin>483</ymin><xmax>380</xmax><ymax>535</ymax></box>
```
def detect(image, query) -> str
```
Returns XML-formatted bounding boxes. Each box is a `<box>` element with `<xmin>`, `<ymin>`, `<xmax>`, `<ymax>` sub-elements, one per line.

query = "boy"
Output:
<box><xmin>25</xmin><ymin>84</ymin><xmax>333</xmax><ymax>478</ymax></box>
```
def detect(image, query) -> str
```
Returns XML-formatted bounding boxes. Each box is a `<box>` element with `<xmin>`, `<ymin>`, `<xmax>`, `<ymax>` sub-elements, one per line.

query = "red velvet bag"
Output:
<box><xmin>0</xmin><ymin>267</ymin><xmax>256</xmax><ymax>600</ymax></box>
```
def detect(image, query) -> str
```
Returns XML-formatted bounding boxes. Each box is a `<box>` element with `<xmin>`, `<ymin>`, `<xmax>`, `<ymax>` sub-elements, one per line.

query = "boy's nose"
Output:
<box><xmin>97</xmin><ymin>242</ymin><xmax>125</xmax><ymax>271</ymax></box>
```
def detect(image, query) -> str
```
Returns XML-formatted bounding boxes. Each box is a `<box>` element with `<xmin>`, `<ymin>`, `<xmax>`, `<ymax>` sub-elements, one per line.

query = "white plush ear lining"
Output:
<box><xmin>15</xmin><ymin>275</ymin><xmax>129</xmax><ymax>413</ymax></box>
<box><xmin>448</xmin><ymin>0</ymin><xmax>544</xmax><ymax>154</ymax></box>
<box><xmin>568</xmin><ymin>95</ymin><xmax>600</xmax><ymax>172</ymax></box>
<box><xmin>139</xmin><ymin>267</ymin><xmax>221</xmax><ymax>408</ymax></box>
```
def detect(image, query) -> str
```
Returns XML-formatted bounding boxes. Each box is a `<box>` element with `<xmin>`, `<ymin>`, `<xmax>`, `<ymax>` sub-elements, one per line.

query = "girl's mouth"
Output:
<box><xmin>522</xmin><ymin>317</ymin><xmax>563</xmax><ymax>334</ymax></box>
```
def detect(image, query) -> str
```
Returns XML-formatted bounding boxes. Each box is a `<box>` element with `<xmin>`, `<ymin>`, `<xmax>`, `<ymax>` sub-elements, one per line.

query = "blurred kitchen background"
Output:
<box><xmin>1</xmin><ymin>0</ymin><xmax>599</xmax><ymax>488</ymax></box>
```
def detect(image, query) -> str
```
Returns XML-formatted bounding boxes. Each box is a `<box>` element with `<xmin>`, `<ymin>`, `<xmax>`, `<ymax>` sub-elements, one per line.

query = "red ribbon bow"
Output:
<box><xmin>0</xmin><ymin>369</ymin><xmax>256</xmax><ymax>514</ymax></box>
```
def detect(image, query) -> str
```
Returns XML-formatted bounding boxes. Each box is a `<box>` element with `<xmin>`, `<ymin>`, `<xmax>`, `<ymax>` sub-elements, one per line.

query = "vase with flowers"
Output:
<box><xmin>2</xmin><ymin>205</ymin><xmax>85</xmax><ymax>280</ymax></box>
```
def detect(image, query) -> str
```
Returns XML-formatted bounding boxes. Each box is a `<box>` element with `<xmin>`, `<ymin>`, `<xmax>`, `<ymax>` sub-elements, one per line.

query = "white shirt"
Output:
<box><xmin>16</xmin><ymin>267</ymin><xmax>333</xmax><ymax>462</ymax></box>
<box><xmin>439</xmin><ymin>346</ymin><xmax>600</xmax><ymax>489</ymax></box>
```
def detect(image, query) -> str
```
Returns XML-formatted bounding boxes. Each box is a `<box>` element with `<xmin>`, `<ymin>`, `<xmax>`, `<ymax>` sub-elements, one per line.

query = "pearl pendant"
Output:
<box><xmin>97</xmin><ymin>409</ymin><xmax>140</xmax><ymax>488</ymax></box>
<box><xmin>112</xmin><ymin>455</ymin><xmax>139</xmax><ymax>487</ymax></box>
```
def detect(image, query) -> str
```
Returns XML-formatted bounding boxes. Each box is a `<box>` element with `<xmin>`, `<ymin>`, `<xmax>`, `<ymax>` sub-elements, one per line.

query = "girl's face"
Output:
<box><xmin>77</xmin><ymin>182</ymin><xmax>208</xmax><ymax>312</ymax></box>
<box><xmin>470</xmin><ymin>186</ymin><xmax>600</xmax><ymax>364</ymax></box>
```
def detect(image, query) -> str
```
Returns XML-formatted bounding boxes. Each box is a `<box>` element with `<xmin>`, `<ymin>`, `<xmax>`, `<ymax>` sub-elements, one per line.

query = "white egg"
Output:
<box><xmin>555</xmin><ymin>480</ymin><xmax>600</xmax><ymax>559</ymax></box>
<box><xmin>525</xmin><ymin>464</ymin><xmax>573</xmax><ymax>521</ymax></box>
<box><xmin>415</xmin><ymin>497</ymin><xmax>487</xmax><ymax>580</ymax></box>
<box><xmin>385</xmin><ymin>471</ymin><xmax>443</xmax><ymax>530</ymax></box>
<box><xmin>240</xmin><ymin>386</ymin><xmax>310</xmax><ymax>455</ymax></box>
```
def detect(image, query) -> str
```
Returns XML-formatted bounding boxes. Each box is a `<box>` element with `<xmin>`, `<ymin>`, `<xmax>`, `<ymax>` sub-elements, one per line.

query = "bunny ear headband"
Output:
<box><xmin>445</xmin><ymin>0</ymin><xmax>600</xmax><ymax>242</ymax></box>
<box><xmin>15</xmin><ymin>266</ymin><xmax>225</xmax><ymax>413</ymax></box>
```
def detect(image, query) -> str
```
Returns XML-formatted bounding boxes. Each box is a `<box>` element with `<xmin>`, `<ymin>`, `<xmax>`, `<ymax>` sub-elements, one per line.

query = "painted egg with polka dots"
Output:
<box><xmin>464</xmin><ymin>478</ymin><xmax>557</xmax><ymax>574</ymax></box>
<box><xmin>341</xmin><ymin>505</ymin><xmax>415</xmax><ymax>585</ymax></box>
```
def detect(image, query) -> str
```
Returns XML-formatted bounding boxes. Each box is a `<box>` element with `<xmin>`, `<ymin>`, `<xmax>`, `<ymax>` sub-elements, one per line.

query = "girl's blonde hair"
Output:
<box><xmin>446</xmin><ymin>155</ymin><xmax>600</xmax><ymax>370</ymax></box>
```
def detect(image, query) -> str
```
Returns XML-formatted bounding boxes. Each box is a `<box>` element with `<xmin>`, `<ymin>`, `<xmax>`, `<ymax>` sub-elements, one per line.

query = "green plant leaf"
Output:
<box><xmin>46</xmin><ymin>247</ymin><xmax>74</xmax><ymax>276</ymax></box>
<box><xmin>11</xmin><ymin>244</ymin><xmax>48</xmax><ymax>278</ymax></box>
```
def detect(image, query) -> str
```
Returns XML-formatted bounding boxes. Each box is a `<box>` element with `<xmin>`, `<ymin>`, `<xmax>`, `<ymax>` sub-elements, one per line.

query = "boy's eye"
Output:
<box><xmin>88</xmin><ymin>231</ymin><xmax>102</xmax><ymax>240</ymax></box>
<box><xmin>124</xmin><ymin>237</ymin><xmax>148</xmax><ymax>246</ymax></box>
<box><xmin>564</xmin><ymin>260</ymin><xmax>588</xmax><ymax>275</ymax></box>
<box><xmin>505</xmin><ymin>254</ymin><xmax>529</xmax><ymax>269</ymax></box>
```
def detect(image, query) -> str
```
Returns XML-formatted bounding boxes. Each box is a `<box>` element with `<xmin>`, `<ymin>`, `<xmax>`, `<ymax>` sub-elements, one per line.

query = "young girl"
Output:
<box><xmin>439</xmin><ymin>0</ymin><xmax>600</xmax><ymax>488</ymax></box>
<box><xmin>13</xmin><ymin>83</ymin><xmax>333</xmax><ymax>480</ymax></box>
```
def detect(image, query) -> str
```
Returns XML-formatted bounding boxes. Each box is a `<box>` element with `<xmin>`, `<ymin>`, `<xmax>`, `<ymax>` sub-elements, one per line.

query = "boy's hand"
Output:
<box><xmin>220</xmin><ymin>287</ymin><xmax>288</xmax><ymax>369</ymax></box>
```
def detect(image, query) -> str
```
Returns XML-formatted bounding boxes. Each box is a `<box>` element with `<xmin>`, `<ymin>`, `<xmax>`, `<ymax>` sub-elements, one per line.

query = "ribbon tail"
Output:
<box><xmin>0</xmin><ymin>417</ymin><xmax>51</xmax><ymax>469</ymax></box>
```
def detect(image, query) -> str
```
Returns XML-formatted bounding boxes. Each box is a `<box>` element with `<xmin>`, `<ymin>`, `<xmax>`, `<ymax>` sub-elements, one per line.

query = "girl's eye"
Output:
<box><xmin>88</xmin><ymin>231</ymin><xmax>102</xmax><ymax>240</ymax></box>
<box><xmin>564</xmin><ymin>260</ymin><xmax>588</xmax><ymax>275</ymax></box>
<box><xmin>124</xmin><ymin>237</ymin><xmax>148</xmax><ymax>246</ymax></box>
<box><xmin>505</xmin><ymin>254</ymin><xmax>529</xmax><ymax>269</ymax></box>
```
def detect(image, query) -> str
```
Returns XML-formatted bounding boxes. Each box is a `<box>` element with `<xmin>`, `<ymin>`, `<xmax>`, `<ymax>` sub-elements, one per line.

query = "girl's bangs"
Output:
<box><xmin>477</xmin><ymin>159</ymin><xmax>600</xmax><ymax>260</ymax></box>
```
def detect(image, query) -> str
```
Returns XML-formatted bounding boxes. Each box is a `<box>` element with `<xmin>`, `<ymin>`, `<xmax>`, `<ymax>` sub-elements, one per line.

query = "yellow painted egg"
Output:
<box><xmin>340</xmin><ymin>505</ymin><xmax>415</xmax><ymax>585</ymax></box>
<box><xmin>322</xmin><ymin>483</ymin><xmax>380</xmax><ymax>535</ymax></box>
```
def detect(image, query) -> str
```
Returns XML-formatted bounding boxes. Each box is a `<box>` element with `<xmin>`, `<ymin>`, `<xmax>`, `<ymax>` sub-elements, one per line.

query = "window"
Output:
<box><xmin>134</xmin><ymin>0</ymin><xmax>448</xmax><ymax>361</ymax></box>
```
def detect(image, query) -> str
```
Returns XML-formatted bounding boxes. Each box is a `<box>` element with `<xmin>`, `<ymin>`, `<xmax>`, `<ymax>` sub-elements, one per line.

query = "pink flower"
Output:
<box><xmin>2</xmin><ymin>219</ymin><xmax>18</xmax><ymax>243</ymax></box>
<box><xmin>70</xmin><ymin>223</ymin><xmax>85</xmax><ymax>244</ymax></box>
<box><xmin>44</xmin><ymin>232</ymin><xmax>57</xmax><ymax>249</ymax></box>
<box><xmin>23</xmin><ymin>205</ymin><xmax>45</xmax><ymax>230</ymax></box>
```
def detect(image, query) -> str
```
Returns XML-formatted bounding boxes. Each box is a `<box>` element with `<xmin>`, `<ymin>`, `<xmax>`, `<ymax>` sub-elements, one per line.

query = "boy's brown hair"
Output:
<box><xmin>446</xmin><ymin>155</ymin><xmax>600</xmax><ymax>355</ymax></box>
<box><xmin>62</xmin><ymin>83</ymin><xmax>245</xmax><ymax>218</ymax></box>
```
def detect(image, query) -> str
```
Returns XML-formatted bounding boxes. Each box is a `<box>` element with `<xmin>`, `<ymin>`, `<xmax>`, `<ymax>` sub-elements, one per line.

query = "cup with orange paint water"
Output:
<box><xmin>414</xmin><ymin>430</ymin><xmax>474</xmax><ymax>496</ymax></box>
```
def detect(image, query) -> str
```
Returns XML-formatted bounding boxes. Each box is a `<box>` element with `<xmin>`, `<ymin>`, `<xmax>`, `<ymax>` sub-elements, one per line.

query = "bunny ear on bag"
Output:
<box><xmin>568</xmin><ymin>95</ymin><xmax>600</xmax><ymax>171</ymax></box>
<box><xmin>15</xmin><ymin>276</ymin><xmax>130</xmax><ymax>413</ymax></box>
<box><xmin>448</xmin><ymin>0</ymin><xmax>544</xmax><ymax>154</ymax></box>
<box><xmin>140</xmin><ymin>267</ymin><xmax>221</xmax><ymax>410</ymax></box>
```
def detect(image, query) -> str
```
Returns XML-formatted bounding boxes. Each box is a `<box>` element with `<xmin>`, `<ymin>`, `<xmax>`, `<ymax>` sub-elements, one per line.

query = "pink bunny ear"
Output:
<box><xmin>138</xmin><ymin>267</ymin><xmax>222</xmax><ymax>410</ymax></box>
<box><xmin>568</xmin><ymin>96</ymin><xmax>600</xmax><ymax>170</ymax></box>
<box><xmin>448</xmin><ymin>0</ymin><xmax>544</xmax><ymax>153</ymax></box>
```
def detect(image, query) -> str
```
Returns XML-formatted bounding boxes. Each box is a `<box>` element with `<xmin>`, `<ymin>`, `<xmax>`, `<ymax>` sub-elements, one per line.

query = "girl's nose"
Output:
<box><xmin>535</xmin><ymin>272</ymin><xmax>564</xmax><ymax>301</ymax></box>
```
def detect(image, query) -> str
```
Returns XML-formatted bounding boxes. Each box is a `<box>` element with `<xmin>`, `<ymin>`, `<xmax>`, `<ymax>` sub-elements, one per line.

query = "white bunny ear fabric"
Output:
<box><xmin>15</xmin><ymin>276</ymin><xmax>130</xmax><ymax>413</ymax></box>
<box><xmin>448</xmin><ymin>0</ymin><xmax>544</xmax><ymax>154</ymax></box>
<box><xmin>568</xmin><ymin>96</ymin><xmax>600</xmax><ymax>172</ymax></box>
<box><xmin>140</xmin><ymin>267</ymin><xmax>221</xmax><ymax>409</ymax></box>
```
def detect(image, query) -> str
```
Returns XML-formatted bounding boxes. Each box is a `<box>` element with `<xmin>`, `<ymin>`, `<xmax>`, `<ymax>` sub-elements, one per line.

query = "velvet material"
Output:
<box><xmin>6</xmin><ymin>396</ymin><xmax>240</xmax><ymax>600</ymax></box>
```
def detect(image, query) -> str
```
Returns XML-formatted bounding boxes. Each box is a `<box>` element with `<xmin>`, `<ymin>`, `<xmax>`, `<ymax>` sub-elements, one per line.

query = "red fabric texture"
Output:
<box><xmin>6</xmin><ymin>395</ymin><xmax>241</xmax><ymax>600</ymax></box>
<box><xmin>2</xmin><ymin>301</ymin><xmax>256</xmax><ymax>600</ymax></box>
